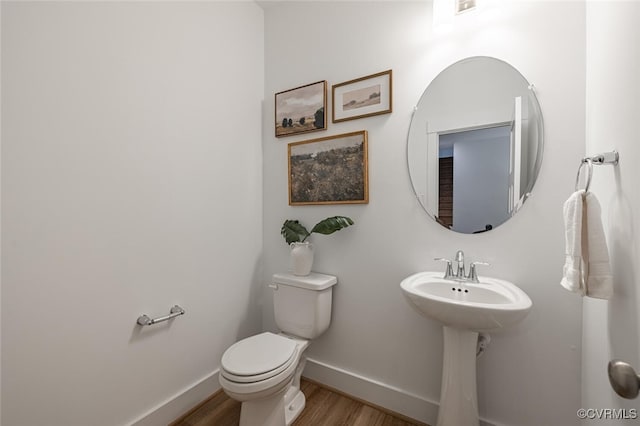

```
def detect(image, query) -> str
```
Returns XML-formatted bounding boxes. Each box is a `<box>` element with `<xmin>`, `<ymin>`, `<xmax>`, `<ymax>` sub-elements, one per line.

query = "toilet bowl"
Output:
<box><xmin>219</xmin><ymin>272</ymin><xmax>337</xmax><ymax>426</ymax></box>
<box><xmin>219</xmin><ymin>332</ymin><xmax>309</xmax><ymax>426</ymax></box>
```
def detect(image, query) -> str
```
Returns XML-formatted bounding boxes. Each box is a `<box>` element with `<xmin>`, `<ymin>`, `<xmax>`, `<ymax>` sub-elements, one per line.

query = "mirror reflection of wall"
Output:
<box><xmin>439</xmin><ymin>125</ymin><xmax>511</xmax><ymax>233</ymax></box>
<box><xmin>407</xmin><ymin>56</ymin><xmax>543</xmax><ymax>234</ymax></box>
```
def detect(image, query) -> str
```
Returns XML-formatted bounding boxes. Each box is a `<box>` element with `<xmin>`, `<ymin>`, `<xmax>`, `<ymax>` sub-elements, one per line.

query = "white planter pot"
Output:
<box><xmin>290</xmin><ymin>242</ymin><xmax>314</xmax><ymax>276</ymax></box>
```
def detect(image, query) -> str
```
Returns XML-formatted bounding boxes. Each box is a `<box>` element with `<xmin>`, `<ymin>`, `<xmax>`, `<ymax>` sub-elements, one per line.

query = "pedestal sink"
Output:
<box><xmin>400</xmin><ymin>271</ymin><xmax>532</xmax><ymax>426</ymax></box>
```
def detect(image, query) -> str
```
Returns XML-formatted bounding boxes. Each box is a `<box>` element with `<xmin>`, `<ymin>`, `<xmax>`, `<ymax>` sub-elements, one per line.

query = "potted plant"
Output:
<box><xmin>281</xmin><ymin>216</ymin><xmax>354</xmax><ymax>276</ymax></box>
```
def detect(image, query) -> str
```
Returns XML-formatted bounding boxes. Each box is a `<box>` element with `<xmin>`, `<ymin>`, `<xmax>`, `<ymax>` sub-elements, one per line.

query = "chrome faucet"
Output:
<box><xmin>454</xmin><ymin>250</ymin><xmax>465</xmax><ymax>278</ymax></box>
<box><xmin>435</xmin><ymin>250</ymin><xmax>490</xmax><ymax>283</ymax></box>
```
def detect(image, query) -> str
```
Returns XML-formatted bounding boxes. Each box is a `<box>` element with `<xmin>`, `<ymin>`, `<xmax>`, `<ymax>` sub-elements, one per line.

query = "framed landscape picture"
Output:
<box><xmin>275</xmin><ymin>80</ymin><xmax>327</xmax><ymax>137</ymax></box>
<box><xmin>332</xmin><ymin>70</ymin><xmax>392</xmax><ymax>123</ymax></box>
<box><xmin>288</xmin><ymin>131</ymin><xmax>369</xmax><ymax>205</ymax></box>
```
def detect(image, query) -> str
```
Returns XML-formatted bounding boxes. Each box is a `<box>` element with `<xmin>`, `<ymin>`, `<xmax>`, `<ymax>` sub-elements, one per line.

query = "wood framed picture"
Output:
<box><xmin>332</xmin><ymin>70</ymin><xmax>392</xmax><ymax>123</ymax></box>
<box><xmin>275</xmin><ymin>80</ymin><xmax>327</xmax><ymax>137</ymax></box>
<box><xmin>288</xmin><ymin>131</ymin><xmax>369</xmax><ymax>205</ymax></box>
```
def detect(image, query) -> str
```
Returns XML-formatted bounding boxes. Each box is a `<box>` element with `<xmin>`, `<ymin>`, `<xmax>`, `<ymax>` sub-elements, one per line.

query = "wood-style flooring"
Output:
<box><xmin>171</xmin><ymin>378</ymin><xmax>428</xmax><ymax>426</ymax></box>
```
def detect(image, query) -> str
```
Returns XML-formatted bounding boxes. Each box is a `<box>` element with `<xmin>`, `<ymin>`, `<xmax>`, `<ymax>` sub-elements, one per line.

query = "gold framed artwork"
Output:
<box><xmin>332</xmin><ymin>70</ymin><xmax>392</xmax><ymax>123</ymax></box>
<box><xmin>288</xmin><ymin>131</ymin><xmax>369</xmax><ymax>205</ymax></box>
<box><xmin>275</xmin><ymin>80</ymin><xmax>327</xmax><ymax>137</ymax></box>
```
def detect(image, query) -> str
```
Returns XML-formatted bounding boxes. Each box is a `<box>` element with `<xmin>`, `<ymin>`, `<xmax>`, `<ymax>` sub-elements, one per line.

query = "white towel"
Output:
<box><xmin>583</xmin><ymin>192</ymin><xmax>613</xmax><ymax>299</ymax></box>
<box><xmin>560</xmin><ymin>190</ymin><xmax>613</xmax><ymax>299</ymax></box>
<box><xmin>561</xmin><ymin>190</ymin><xmax>585</xmax><ymax>294</ymax></box>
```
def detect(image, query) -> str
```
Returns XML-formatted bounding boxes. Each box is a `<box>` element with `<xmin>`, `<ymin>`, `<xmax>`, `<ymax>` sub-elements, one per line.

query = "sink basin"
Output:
<box><xmin>400</xmin><ymin>271</ymin><xmax>532</xmax><ymax>332</ymax></box>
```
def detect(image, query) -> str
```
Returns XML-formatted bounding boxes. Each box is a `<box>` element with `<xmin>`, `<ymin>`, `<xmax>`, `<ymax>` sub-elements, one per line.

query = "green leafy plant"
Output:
<box><xmin>281</xmin><ymin>216</ymin><xmax>354</xmax><ymax>245</ymax></box>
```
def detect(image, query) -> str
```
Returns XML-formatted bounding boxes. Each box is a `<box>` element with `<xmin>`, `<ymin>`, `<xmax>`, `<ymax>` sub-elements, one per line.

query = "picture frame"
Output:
<box><xmin>275</xmin><ymin>80</ymin><xmax>327</xmax><ymax>137</ymax></box>
<box><xmin>332</xmin><ymin>70</ymin><xmax>392</xmax><ymax>123</ymax></box>
<box><xmin>288</xmin><ymin>131</ymin><xmax>369</xmax><ymax>205</ymax></box>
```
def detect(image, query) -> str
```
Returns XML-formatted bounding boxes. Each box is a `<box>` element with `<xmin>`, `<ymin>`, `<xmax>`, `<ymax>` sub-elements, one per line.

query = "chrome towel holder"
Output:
<box><xmin>575</xmin><ymin>150</ymin><xmax>619</xmax><ymax>192</ymax></box>
<box><xmin>137</xmin><ymin>305</ymin><xmax>185</xmax><ymax>326</ymax></box>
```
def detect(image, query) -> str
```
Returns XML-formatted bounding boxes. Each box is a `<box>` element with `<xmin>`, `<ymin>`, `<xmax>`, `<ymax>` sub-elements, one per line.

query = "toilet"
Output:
<box><xmin>219</xmin><ymin>272</ymin><xmax>337</xmax><ymax>426</ymax></box>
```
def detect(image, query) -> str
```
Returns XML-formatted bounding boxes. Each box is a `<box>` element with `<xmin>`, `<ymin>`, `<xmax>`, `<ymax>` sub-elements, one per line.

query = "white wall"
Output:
<box><xmin>262</xmin><ymin>1</ymin><xmax>584</xmax><ymax>425</ymax></box>
<box><xmin>583</xmin><ymin>1</ymin><xmax>640</xmax><ymax>423</ymax></box>
<box><xmin>1</xmin><ymin>2</ymin><xmax>264</xmax><ymax>425</ymax></box>
<box><xmin>451</xmin><ymin>129</ymin><xmax>510</xmax><ymax>233</ymax></box>
<box><xmin>0</xmin><ymin>3</ymin><xmax>3</xmax><ymax>421</ymax></box>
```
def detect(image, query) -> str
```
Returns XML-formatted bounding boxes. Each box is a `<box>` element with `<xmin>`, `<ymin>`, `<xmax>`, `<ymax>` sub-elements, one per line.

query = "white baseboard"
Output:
<box><xmin>129</xmin><ymin>369</ymin><xmax>221</xmax><ymax>426</ymax></box>
<box><xmin>303</xmin><ymin>357</ymin><xmax>439</xmax><ymax>425</ymax></box>
<box><xmin>129</xmin><ymin>360</ymin><xmax>500</xmax><ymax>426</ymax></box>
<box><xmin>303</xmin><ymin>357</ymin><xmax>498</xmax><ymax>426</ymax></box>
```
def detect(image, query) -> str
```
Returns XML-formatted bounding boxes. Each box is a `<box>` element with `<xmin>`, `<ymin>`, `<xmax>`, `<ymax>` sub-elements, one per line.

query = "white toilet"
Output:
<box><xmin>219</xmin><ymin>272</ymin><xmax>337</xmax><ymax>426</ymax></box>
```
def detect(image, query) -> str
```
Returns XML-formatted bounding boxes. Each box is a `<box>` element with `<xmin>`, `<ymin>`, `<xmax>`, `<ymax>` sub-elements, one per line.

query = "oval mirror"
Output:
<box><xmin>407</xmin><ymin>57</ymin><xmax>543</xmax><ymax>234</ymax></box>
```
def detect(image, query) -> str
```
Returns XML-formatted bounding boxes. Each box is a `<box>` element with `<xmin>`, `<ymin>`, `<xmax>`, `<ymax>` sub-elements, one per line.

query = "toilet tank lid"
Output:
<box><xmin>273</xmin><ymin>272</ymin><xmax>337</xmax><ymax>290</ymax></box>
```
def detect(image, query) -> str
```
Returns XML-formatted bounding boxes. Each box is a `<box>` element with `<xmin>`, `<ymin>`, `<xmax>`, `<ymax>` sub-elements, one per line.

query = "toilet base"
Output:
<box><xmin>239</xmin><ymin>383</ymin><xmax>288</xmax><ymax>426</ymax></box>
<box><xmin>284</xmin><ymin>386</ymin><xmax>306</xmax><ymax>425</ymax></box>
<box><xmin>237</xmin><ymin>383</ymin><xmax>306</xmax><ymax>426</ymax></box>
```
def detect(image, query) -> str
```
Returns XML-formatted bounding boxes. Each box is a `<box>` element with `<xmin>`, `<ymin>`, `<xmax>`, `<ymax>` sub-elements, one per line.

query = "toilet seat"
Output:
<box><xmin>221</xmin><ymin>332</ymin><xmax>298</xmax><ymax>384</ymax></box>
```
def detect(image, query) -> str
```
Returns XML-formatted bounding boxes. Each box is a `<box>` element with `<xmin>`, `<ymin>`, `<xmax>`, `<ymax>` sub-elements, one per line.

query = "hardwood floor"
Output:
<box><xmin>171</xmin><ymin>378</ymin><xmax>428</xmax><ymax>426</ymax></box>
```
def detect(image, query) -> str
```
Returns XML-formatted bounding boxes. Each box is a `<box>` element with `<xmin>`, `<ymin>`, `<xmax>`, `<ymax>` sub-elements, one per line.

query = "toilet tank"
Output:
<box><xmin>272</xmin><ymin>272</ymin><xmax>337</xmax><ymax>339</ymax></box>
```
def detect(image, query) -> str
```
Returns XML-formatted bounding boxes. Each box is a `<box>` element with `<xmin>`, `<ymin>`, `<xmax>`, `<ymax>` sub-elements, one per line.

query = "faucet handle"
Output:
<box><xmin>467</xmin><ymin>261</ymin><xmax>490</xmax><ymax>283</ymax></box>
<box><xmin>434</xmin><ymin>257</ymin><xmax>454</xmax><ymax>279</ymax></box>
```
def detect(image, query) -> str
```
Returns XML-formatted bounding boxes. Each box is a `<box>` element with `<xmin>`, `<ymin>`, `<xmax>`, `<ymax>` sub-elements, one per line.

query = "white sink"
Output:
<box><xmin>400</xmin><ymin>271</ymin><xmax>532</xmax><ymax>332</ymax></box>
<box><xmin>400</xmin><ymin>270</ymin><xmax>533</xmax><ymax>426</ymax></box>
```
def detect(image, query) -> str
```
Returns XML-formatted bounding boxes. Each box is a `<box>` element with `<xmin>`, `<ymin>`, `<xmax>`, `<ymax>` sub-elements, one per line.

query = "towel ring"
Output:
<box><xmin>575</xmin><ymin>158</ymin><xmax>593</xmax><ymax>192</ymax></box>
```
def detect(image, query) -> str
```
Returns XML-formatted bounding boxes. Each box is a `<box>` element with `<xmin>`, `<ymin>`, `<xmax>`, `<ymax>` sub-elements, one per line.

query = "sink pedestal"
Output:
<box><xmin>437</xmin><ymin>326</ymin><xmax>479</xmax><ymax>426</ymax></box>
